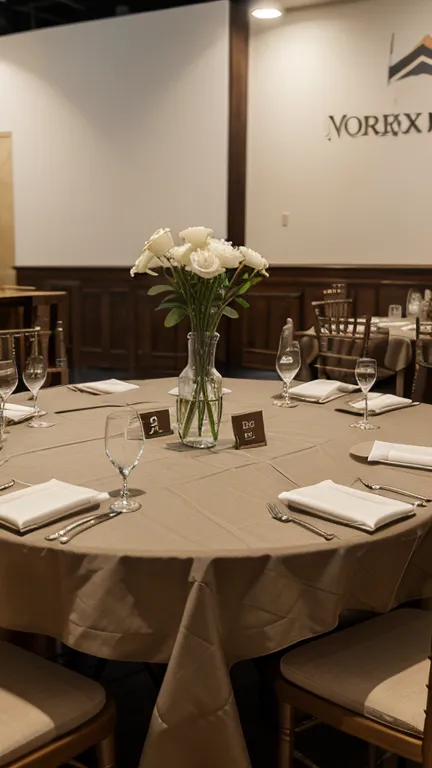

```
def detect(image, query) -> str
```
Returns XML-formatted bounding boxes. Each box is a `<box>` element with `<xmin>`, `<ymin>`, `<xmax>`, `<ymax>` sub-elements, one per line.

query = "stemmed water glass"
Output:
<box><xmin>275</xmin><ymin>336</ymin><xmax>301</xmax><ymax>408</ymax></box>
<box><xmin>0</xmin><ymin>337</ymin><xmax>18</xmax><ymax>446</ymax></box>
<box><xmin>105</xmin><ymin>409</ymin><xmax>145</xmax><ymax>513</ymax></box>
<box><xmin>350</xmin><ymin>357</ymin><xmax>379</xmax><ymax>430</ymax></box>
<box><xmin>23</xmin><ymin>354</ymin><xmax>48</xmax><ymax>427</ymax></box>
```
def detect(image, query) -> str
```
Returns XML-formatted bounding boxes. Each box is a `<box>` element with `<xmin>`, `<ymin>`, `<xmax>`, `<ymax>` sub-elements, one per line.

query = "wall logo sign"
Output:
<box><xmin>389</xmin><ymin>34</ymin><xmax>432</xmax><ymax>83</ymax></box>
<box><xmin>327</xmin><ymin>34</ymin><xmax>432</xmax><ymax>139</ymax></box>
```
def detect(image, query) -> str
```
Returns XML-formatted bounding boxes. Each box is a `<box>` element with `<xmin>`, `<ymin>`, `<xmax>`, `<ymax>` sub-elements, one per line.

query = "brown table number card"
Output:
<box><xmin>231</xmin><ymin>411</ymin><xmax>267</xmax><ymax>450</ymax></box>
<box><xmin>139</xmin><ymin>409</ymin><xmax>174</xmax><ymax>439</ymax></box>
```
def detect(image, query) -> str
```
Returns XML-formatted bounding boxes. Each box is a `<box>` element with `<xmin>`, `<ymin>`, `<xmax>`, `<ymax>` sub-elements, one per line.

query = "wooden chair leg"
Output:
<box><xmin>96</xmin><ymin>733</ymin><xmax>115</xmax><ymax>768</ymax></box>
<box><xmin>278</xmin><ymin>701</ymin><xmax>295</xmax><ymax>768</ymax></box>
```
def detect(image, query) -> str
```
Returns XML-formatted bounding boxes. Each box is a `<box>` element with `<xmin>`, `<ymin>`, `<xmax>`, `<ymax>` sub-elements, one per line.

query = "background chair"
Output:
<box><xmin>312</xmin><ymin>297</ymin><xmax>353</xmax><ymax>319</ymax></box>
<box><xmin>0</xmin><ymin>327</ymin><xmax>68</xmax><ymax>388</ymax></box>
<box><xmin>276</xmin><ymin>608</ymin><xmax>432</xmax><ymax>768</ymax></box>
<box><xmin>0</xmin><ymin>640</ymin><xmax>115</xmax><ymax>767</ymax></box>
<box><xmin>312</xmin><ymin>308</ymin><xmax>371</xmax><ymax>383</ymax></box>
<box><xmin>412</xmin><ymin>319</ymin><xmax>432</xmax><ymax>404</ymax></box>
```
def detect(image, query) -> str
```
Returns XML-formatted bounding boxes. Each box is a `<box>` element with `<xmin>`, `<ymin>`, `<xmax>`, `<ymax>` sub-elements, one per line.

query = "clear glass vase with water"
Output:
<box><xmin>177</xmin><ymin>332</ymin><xmax>223</xmax><ymax>449</ymax></box>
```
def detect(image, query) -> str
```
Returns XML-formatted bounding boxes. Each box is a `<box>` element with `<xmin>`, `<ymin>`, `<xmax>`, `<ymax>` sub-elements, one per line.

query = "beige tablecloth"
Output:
<box><xmin>0</xmin><ymin>379</ymin><xmax>432</xmax><ymax>768</ymax></box>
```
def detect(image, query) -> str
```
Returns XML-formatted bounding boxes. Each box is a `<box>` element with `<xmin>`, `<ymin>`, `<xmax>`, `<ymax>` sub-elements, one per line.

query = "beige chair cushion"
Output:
<box><xmin>280</xmin><ymin>608</ymin><xmax>432</xmax><ymax>736</ymax></box>
<box><xmin>0</xmin><ymin>641</ymin><xmax>106</xmax><ymax>765</ymax></box>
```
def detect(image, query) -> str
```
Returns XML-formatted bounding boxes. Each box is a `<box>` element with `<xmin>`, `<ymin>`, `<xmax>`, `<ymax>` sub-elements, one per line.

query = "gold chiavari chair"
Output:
<box><xmin>318</xmin><ymin>293</ymin><xmax>352</xmax><ymax>318</ymax></box>
<box><xmin>312</xmin><ymin>306</ymin><xmax>371</xmax><ymax>383</ymax></box>
<box><xmin>0</xmin><ymin>326</ymin><xmax>67</xmax><ymax>387</ymax></box>
<box><xmin>275</xmin><ymin>608</ymin><xmax>432</xmax><ymax>768</ymax></box>
<box><xmin>0</xmin><ymin>328</ymin><xmax>48</xmax><ymax>378</ymax></box>
<box><xmin>412</xmin><ymin>319</ymin><xmax>432</xmax><ymax>404</ymax></box>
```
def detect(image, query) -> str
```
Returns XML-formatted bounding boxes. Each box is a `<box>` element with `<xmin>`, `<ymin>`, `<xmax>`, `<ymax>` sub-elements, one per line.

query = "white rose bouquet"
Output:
<box><xmin>131</xmin><ymin>226</ymin><xmax>269</xmax><ymax>447</ymax></box>
<box><xmin>130</xmin><ymin>226</ymin><xmax>268</xmax><ymax>330</ymax></box>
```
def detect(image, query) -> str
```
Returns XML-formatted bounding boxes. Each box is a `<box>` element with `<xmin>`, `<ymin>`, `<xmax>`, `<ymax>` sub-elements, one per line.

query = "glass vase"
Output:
<box><xmin>177</xmin><ymin>332</ymin><xmax>223</xmax><ymax>449</ymax></box>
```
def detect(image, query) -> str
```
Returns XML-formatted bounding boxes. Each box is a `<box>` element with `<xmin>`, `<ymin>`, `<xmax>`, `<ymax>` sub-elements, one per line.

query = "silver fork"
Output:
<box><xmin>266</xmin><ymin>503</ymin><xmax>336</xmax><ymax>541</ymax></box>
<box><xmin>359</xmin><ymin>478</ymin><xmax>431</xmax><ymax>505</ymax></box>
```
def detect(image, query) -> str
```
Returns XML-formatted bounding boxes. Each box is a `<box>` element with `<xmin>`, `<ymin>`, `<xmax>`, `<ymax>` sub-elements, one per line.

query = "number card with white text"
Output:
<box><xmin>231</xmin><ymin>411</ymin><xmax>267</xmax><ymax>450</ymax></box>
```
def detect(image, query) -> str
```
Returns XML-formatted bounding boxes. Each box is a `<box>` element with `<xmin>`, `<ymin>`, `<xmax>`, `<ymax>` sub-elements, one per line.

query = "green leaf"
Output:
<box><xmin>238</xmin><ymin>281</ymin><xmax>252</xmax><ymax>295</ymax></box>
<box><xmin>242</xmin><ymin>272</ymin><xmax>250</xmax><ymax>280</ymax></box>
<box><xmin>222</xmin><ymin>306</ymin><xmax>240</xmax><ymax>319</ymax></box>
<box><xmin>148</xmin><ymin>285</ymin><xmax>173</xmax><ymax>296</ymax></box>
<box><xmin>155</xmin><ymin>301</ymin><xmax>183</xmax><ymax>311</ymax></box>
<box><xmin>164</xmin><ymin>307</ymin><xmax>188</xmax><ymax>327</ymax></box>
<box><xmin>235</xmin><ymin>297</ymin><xmax>249</xmax><ymax>308</ymax></box>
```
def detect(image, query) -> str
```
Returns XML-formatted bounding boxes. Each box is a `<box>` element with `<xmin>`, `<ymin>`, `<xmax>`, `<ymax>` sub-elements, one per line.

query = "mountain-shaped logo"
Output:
<box><xmin>389</xmin><ymin>34</ymin><xmax>432</xmax><ymax>83</ymax></box>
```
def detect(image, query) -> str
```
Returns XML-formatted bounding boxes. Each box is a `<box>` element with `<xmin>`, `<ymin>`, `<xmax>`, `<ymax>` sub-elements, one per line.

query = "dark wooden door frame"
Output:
<box><xmin>228</xmin><ymin>0</ymin><xmax>249</xmax><ymax>247</ymax></box>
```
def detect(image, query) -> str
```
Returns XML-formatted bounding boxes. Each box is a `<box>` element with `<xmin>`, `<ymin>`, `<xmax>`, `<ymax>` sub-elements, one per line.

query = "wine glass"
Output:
<box><xmin>388</xmin><ymin>304</ymin><xmax>402</xmax><ymax>319</ymax></box>
<box><xmin>105</xmin><ymin>409</ymin><xmax>145</xmax><ymax>513</ymax></box>
<box><xmin>0</xmin><ymin>337</ymin><xmax>18</xmax><ymax>446</ymax></box>
<box><xmin>350</xmin><ymin>357</ymin><xmax>379</xmax><ymax>430</ymax></box>
<box><xmin>23</xmin><ymin>354</ymin><xmax>48</xmax><ymax>428</ymax></box>
<box><xmin>275</xmin><ymin>337</ymin><xmax>301</xmax><ymax>408</ymax></box>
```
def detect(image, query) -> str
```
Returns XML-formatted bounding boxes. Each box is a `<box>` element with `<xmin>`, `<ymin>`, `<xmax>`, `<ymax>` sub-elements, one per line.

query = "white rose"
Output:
<box><xmin>130</xmin><ymin>249</ymin><xmax>158</xmax><ymax>277</ymax></box>
<box><xmin>179</xmin><ymin>226</ymin><xmax>213</xmax><ymax>249</ymax></box>
<box><xmin>208</xmin><ymin>238</ymin><xmax>243</xmax><ymax>269</ymax></box>
<box><xmin>167</xmin><ymin>243</ymin><xmax>194</xmax><ymax>267</ymax></box>
<box><xmin>239</xmin><ymin>246</ymin><xmax>269</xmax><ymax>275</ymax></box>
<box><xmin>145</xmin><ymin>228</ymin><xmax>174</xmax><ymax>257</ymax></box>
<box><xmin>149</xmin><ymin>255</ymin><xmax>170</xmax><ymax>269</ymax></box>
<box><xmin>188</xmin><ymin>248</ymin><xmax>225</xmax><ymax>279</ymax></box>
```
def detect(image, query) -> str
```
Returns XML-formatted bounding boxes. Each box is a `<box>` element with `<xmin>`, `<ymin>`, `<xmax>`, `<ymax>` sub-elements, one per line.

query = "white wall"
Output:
<box><xmin>0</xmin><ymin>1</ymin><xmax>229</xmax><ymax>266</ymax></box>
<box><xmin>247</xmin><ymin>0</ymin><xmax>432</xmax><ymax>264</ymax></box>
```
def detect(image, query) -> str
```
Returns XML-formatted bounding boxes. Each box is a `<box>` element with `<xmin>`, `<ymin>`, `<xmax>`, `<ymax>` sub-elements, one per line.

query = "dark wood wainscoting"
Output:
<box><xmin>16</xmin><ymin>265</ymin><xmax>432</xmax><ymax>374</ymax></box>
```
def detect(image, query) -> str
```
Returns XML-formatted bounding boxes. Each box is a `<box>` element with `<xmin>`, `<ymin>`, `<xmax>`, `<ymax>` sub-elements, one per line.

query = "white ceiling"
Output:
<box><xmin>281</xmin><ymin>0</ymin><xmax>365</xmax><ymax>8</ymax></box>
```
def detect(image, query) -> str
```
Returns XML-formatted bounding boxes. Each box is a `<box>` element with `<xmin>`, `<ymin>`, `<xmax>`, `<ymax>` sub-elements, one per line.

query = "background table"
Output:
<box><xmin>0</xmin><ymin>379</ymin><xmax>431</xmax><ymax>768</ymax></box>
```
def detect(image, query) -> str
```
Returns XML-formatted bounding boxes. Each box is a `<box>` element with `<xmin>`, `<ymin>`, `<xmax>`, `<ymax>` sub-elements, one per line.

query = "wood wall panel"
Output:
<box><xmin>81</xmin><ymin>289</ymin><xmax>103</xmax><ymax>354</ymax></box>
<box><xmin>16</xmin><ymin>265</ymin><xmax>432</xmax><ymax>375</ymax></box>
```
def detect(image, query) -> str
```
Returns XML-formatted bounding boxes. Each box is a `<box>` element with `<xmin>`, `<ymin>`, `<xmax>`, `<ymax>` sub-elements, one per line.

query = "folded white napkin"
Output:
<box><xmin>350</xmin><ymin>394</ymin><xmax>412</xmax><ymax>413</ymax></box>
<box><xmin>73</xmin><ymin>379</ymin><xmax>139</xmax><ymax>395</ymax></box>
<box><xmin>291</xmin><ymin>380</ymin><xmax>357</xmax><ymax>401</ymax></box>
<box><xmin>168</xmin><ymin>387</ymin><xmax>232</xmax><ymax>396</ymax></box>
<box><xmin>278</xmin><ymin>479</ymin><xmax>413</xmax><ymax>532</ymax></box>
<box><xmin>368</xmin><ymin>441</ymin><xmax>432</xmax><ymax>468</ymax></box>
<box><xmin>3</xmin><ymin>403</ymin><xmax>36</xmax><ymax>422</ymax></box>
<box><xmin>0</xmin><ymin>479</ymin><xmax>109</xmax><ymax>533</ymax></box>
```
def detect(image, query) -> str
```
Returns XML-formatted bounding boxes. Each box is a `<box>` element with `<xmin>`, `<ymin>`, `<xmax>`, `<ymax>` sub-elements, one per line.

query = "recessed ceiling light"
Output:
<box><xmin>251</xmin><ymin>7</ymin><xmax>283</xmax><ymax>19</ymax></box>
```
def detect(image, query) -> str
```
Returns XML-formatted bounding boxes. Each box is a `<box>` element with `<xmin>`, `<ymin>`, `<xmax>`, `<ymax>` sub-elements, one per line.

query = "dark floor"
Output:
<box><xmin>61</xmin><ymin>651</ymin><xmax>406</xmax><ymax>768</ymax></box>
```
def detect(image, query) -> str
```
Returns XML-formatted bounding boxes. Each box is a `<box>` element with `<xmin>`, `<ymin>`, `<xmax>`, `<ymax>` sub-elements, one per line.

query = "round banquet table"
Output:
<box><xmin>1</xmin><ymin>378</ymin><xmax>432</xmax><ymax>768</ymax></box>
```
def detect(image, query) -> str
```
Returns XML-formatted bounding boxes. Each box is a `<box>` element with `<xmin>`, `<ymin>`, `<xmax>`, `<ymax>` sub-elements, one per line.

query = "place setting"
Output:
<box><xmin>0</xmin><ymin>406</ymin><xmax>146</xmax><ymax>542</ymax></box>
<box><xmin>350</xmin><ymin>439</ymin><xmax>432</xmax><ymax>471</ymax></box>
<box><xmin>266</xmin><ymin>473</ymin><xmax>423</xmax><ymax>539</ymax></box>
<box><xmin>67</xmin><ymin>378</ymin><xmax>141</xmax><ymax>395</ymax></box>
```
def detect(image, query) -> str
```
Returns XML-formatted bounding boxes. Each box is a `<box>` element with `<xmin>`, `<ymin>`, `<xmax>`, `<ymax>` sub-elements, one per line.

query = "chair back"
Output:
<box><xmin>412</xmin><ymin>319</ymin><xmax>432</xmax><ymax>404</ymax></box>
<box><xmin>313</xmin><ymin>313</ymin><xmax>372</xmax><ymax>383</ymax></box>
<box><xmin>312</xmin><ymin>297</ymin><xmax>353</xmax><ymax>319</ymax></box>
<box><xmin>0</xmin><ymin>327</ymin><xmax>49</xmax><ymax>378</ymax></box>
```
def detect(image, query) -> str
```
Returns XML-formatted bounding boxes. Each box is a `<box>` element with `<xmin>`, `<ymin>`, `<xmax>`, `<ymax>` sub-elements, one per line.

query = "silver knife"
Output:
<box><xmin>45</xmin><ymin>510</ymin><xmax>113</xmax><ymax>541</ymax></box>
<box><xmin>0</xmin><ymin>480</ymin><xmax>15</xmax><ymax>492</ymax></box>
<box><xmin>58</xmin><ymin>510</ymin><xmax>121</xmax><ymax>544</ymax></box>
